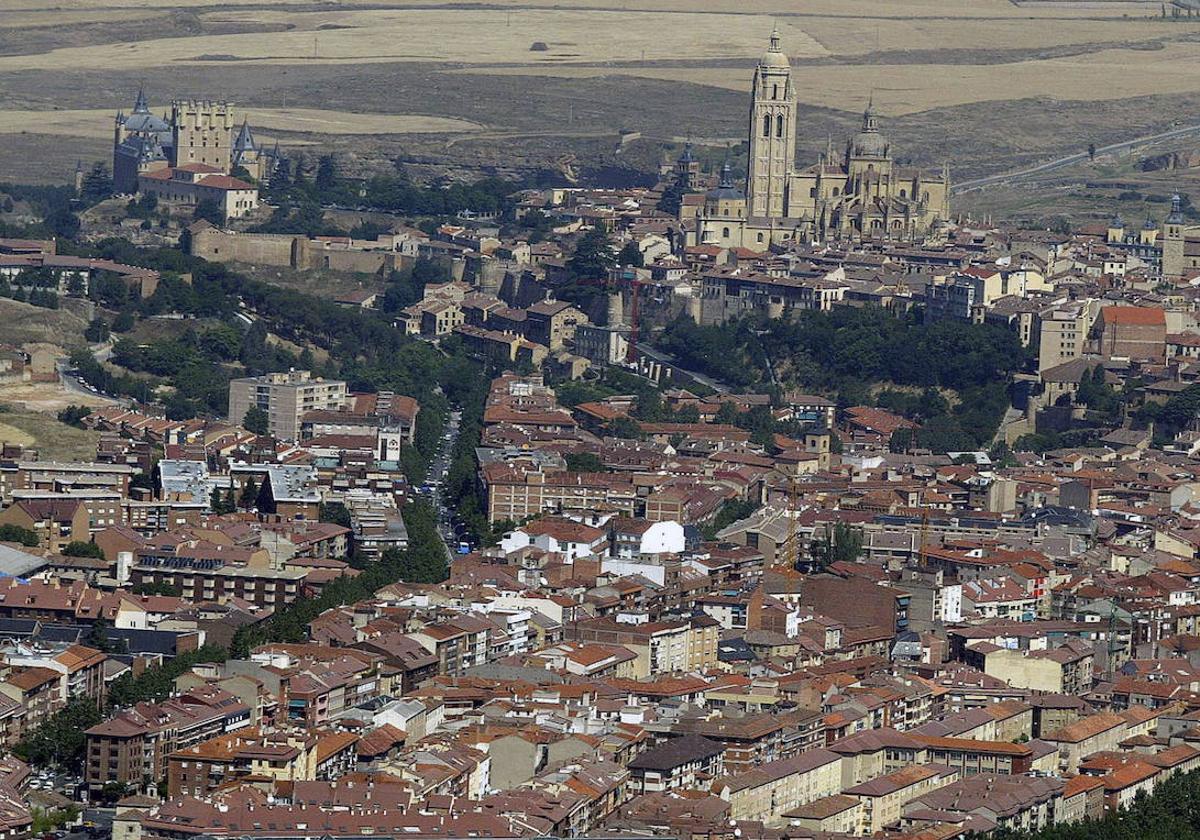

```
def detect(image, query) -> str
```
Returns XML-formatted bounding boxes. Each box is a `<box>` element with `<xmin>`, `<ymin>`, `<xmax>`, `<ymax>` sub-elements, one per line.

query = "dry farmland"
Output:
<box><xmin>0</xmin><ymin>0</ymin><xmax>1197</xmax><ymax>187</ymax></box>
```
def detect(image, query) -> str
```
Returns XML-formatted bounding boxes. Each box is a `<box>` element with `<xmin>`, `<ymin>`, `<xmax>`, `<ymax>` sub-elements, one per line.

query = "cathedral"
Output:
<box><xmin>688</xmin><ymin>29</ymin><xmax>950</xmax><ymax>249</ymax></box>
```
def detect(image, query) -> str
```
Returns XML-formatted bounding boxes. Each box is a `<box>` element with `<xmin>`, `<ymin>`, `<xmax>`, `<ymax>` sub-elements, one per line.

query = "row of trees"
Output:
<box><xmin>231</xmin><ymin>499</ymin><xmax>448</xmax><ymax>656</ymax></box>
<box><xmin>1005</xmin><ymin>767</ymin><xmax>1200</xmax><ymax>840</ymax></box>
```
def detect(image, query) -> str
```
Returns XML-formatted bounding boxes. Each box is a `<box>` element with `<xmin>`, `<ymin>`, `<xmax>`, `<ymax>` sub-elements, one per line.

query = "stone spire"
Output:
<box><xmin>133</xmin><ymin>87</ymin><xmax>150</xmax><ymax>115</ymax></box>
<box><xmin>234</xmin><ymin>119</ymin><xmax>257</xmax><ymax>153</ymax></box>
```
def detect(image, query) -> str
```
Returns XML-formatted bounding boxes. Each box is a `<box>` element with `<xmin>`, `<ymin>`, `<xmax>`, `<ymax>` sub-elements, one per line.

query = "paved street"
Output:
<box><xmin>424</xmin><ymin>409</ymin><xmax>462</xmax><ymax>561</ymax></box>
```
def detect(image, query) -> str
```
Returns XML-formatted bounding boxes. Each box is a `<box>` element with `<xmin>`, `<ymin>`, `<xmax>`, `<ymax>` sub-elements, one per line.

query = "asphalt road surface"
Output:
<box><xmin>953</xmin><ymin>122</ymin><xmax>1200</xmax><ymax>194</ymax></box>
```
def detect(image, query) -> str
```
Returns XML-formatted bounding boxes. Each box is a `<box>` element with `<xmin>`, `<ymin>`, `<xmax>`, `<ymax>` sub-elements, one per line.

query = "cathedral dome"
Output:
<box><xmin>849</xmin><ymin>100</ymin><xmax>889</xmax><ymax>158</ymax></box>
<box><xmin>706</xmin><ymin>162</ymin><xmax>745</xmax><ymax>201</ymax></box>
<box><xmin>759</xmin><ymin>27</ymin><xmax>789</xmax><ymax>68</ymax></box>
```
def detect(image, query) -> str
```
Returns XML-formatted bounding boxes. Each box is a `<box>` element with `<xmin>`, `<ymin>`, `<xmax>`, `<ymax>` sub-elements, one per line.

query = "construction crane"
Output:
<box><xmin>916</xmin><ymin>508</ymin><xmax>931</xmax><ymax>570</ymax></box>
<box><xmin>783</xmin><ymin>475</ymin><xmax>802</xmax><ymax>572</ymax></box>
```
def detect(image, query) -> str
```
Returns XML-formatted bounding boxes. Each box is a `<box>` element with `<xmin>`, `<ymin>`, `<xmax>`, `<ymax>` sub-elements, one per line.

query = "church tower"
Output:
<box><xmin>1163</xmin><ymin>193</ymin><xmax>1187</xmax><ymax>281</ymax></box>
<box><xmin>746</xmin><ymin>27</ymin><xmax>796</xmax><ymax>219</ymax></box>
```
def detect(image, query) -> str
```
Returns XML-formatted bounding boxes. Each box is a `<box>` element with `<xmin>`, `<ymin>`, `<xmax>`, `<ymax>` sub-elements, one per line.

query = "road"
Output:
<box><xmin>636</xmin><ymin>343</ymin><xmax>731</xmax><ymax>395</ymax></box>
<box><xmin>952</xmin><ymin>121</ymin><xmax>1200</xmax><ymax>194</ymax></box>
<box><xmin>425</xmin><ymin>409</ymin><xmax>462</xmax><ymax>561</ymax></box>
<box><xmin>56</xmin><ymin>341</ymin><xmax>128</xmax><ymax>405</ymax></box>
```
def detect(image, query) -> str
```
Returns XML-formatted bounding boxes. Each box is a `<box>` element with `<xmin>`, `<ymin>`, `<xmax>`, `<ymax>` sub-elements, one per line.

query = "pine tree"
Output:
<box><xmin>239</xmin><ymin>477</ymin><xmax>259</xmax><ymax>509</ymax></box>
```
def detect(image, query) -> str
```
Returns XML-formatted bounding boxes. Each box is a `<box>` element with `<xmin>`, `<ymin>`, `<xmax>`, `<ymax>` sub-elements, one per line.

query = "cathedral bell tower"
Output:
<box><xmin>746</xmin><ymin>27</ymin><xmax>797</xmax><ymax>220</ymax></box>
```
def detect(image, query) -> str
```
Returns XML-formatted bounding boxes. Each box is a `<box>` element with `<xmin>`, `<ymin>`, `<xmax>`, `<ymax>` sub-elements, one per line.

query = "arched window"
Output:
<box><xmin>899</xmin><ymin>189</ymin><xmax>907</xmax><ymax>199</ymax></box>
<box><xmin>763</xmin><ymin>114</ymin><xmax>771</xmax><ymax>137</ymax></box>
<box><xmin>722</xmin><ymin>227</ymin><xmax>731</xmax><ymax>238</ymax></box>
<box><xmin>757</xmin><ymin>232</ymin><xmax>765</xmax><ymax>243</ymax></box>
<box><xmin>772</xmin><ymin>84</ymin><xmax>778</xmax><ymax>100</ymax></box>
<box><xmin>776</xmin><ymin>114</ymin><xmax>784</xmax><ymax>138</ymax></box>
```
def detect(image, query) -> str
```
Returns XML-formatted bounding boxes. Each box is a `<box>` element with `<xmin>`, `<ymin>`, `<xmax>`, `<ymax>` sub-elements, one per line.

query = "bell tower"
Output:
<box><xmin>746</xmin><ymin>27</ymin><xmax>796</xmax><ymax>219</ymax></box>
<box><xmin>1163</xmin><ymin>193</ymin><xmax>1186</xmax><ymax>281</ymax></box>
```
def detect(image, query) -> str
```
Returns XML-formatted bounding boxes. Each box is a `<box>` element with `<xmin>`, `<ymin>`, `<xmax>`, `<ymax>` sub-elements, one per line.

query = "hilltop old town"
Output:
<box><xmin>6</xmin><ymin>25</ymin><xmax>1200</xmax><ymax>840</ymax></box>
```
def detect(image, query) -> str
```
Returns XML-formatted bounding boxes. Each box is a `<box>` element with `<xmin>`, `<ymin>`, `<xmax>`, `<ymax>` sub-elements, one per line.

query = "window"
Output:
<box><xmin>772</xmin><ymin>84</ymin><xmax>778</xmax><ymax>100</ymax></box>
<box><xmin>777</xmin><ymin>114</ymin><xmax>785</xmax><ymax>138</ymax></box>
<box><xmin>722</xmin><ymin>227</ymin><xmax>731</xmax><ymax>238</ymax></box>
<box><xmin>757</xmin><ymin>233</ymin><xmax>764</xmax><ymax>243</ymax></box>
<box><xmin>763</xmin><ymin>114</ymin><xmax>771</xmax><ymax>137</ymax></box>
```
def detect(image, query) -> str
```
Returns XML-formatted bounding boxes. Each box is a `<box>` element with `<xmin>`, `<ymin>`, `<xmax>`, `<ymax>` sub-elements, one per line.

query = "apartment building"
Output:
<box><xmin>227</xmin><ymin>370</ymin><xmax>348</xmax><ymax>441</ymax></box>
<box><xmin>845</xmin><ymin>764</ymin><xmax>959</xmax><ymax>835</ymax></box>
<box><xmin>85</xmin><ymin>686</ymin><xmax>252</xmax><ymax>792</ymax></box>
<box><xmin>713</xmin><ymin>748</ymin><xmax>842</xmax><ymax>822</ymax></box>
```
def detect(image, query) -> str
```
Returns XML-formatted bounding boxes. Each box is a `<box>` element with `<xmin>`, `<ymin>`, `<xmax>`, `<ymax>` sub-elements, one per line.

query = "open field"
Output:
<box><xmin>0</xmin><ymin>299</ymin><xmax>88</xmax><ymax>348</ymax></box>
<box><xmin>0</xmin><ymin>108</ymin><xmax>482</xmax><ymax>139</ymax></box>
<box><xmin>1</xmin><ymin>0</ymin><xmax>1198</xmax><ymax>201</ymax></box>
<box><xmin>0</xmin><ymin>380</ymin><xmax>114</xmax><ymax>414</ymax></box>
<box><xmin>0</xmin><ymin>410</ymin><xmax>101</xmax><ymax>462</ymax></box>
<box><xmin>469</xmin><ymin>40</ymin><xmax>1200</xmax><ymax>116</ymax></box>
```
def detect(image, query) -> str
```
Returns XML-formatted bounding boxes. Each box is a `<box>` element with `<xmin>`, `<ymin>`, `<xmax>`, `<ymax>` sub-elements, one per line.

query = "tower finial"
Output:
<box><xmin>768</xmin><ymin>23</ymin><xmax>782</xmax><ymax>53</ymax></box>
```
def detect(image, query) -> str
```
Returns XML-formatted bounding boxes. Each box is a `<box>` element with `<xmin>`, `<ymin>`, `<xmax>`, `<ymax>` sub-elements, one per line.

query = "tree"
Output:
<box><xmin>608</xmin><ymin>416</ymin><xmax>643</xmax><ymax>440</ymax></box>
<box><xmin>0</xmin><ymin>524</ymin><xmax>39</xmax><ymax>547</ymax></box>
<box><xmin>617</xmin><ymin>241</ymin><xmax>644</xmax><ymax>268</ymax></box>
<box><xmin>63</xmin><ymin>540</ymin><xmax>104</xmax><ymax>559</ymax></box>
<box><xmin>85</xmin><ymin>619</ymin><xmax>113</xmax><ymax>653</ymax></box>
<box><xmin>57</xmin><ymin>405</ymin><xmax>90</xmax><ymax>427</ymax></box>
<box><xmin>315</xmin><ymin>154</ymin><xmax>338</xmax><ymax>196</ymax></box>
<box><xmin>45</xmin><ymin>206</ymin><xmax>80</xmax><ymax>239</ymax></box>
<box><xmin>242</xmin><ymin>404</ymin><xmax>269</xmax><ymax>435</ymax></box>
<box><xmin>84</xmin><ymin>317</ymin><xmax>110</xmax><ymax>343</ymax></box>
<box><xmin>567</xmin><ymin>227</ymin><xmax>616</xmax><ymax>279</ymax></box>
<box><xmin>80</xmin><ymin>162</ymin><xmax>113</xmax><ymax>205</ymax></box>
<box><xmin>889</xmin><ymin>427</ymin><xmax>913</xmax><ymax>453</ymax></box>
<box><xmin>112</xmin><ymin>310</ymin><xmax>136</xmax><ymax>333</ymax></box>
<box><xmin>193</xmin><ymin>199</ymin><xmax>225</xmax><ymax>226</ymax></box>
<box><xmin>714</xmin><ymin>401</ymin><xmax>739</xmax><ymax>426</ymax></box>
<box><xmin>809</xmin><ymin>522</ymin><xmax>864</xmax><ymax>570</ymax></box>
<box><xmin>319</xmin><ymin>501</ymin><xmax>352</xmax><ymax>528</ymax></box>
<box><xmin>210</xmin><ymin>486</ymin><xmax>234</xmax><ymax>515</ymax></box>
<box><xmin>564</xmin><ymin>452</ymin><xmax>604</xmax><ymax>472</ymax></box>
<box><xmin>238</xmin><ymin>477</ymin><xmax>259</xmax><ymax>509</ymax></box>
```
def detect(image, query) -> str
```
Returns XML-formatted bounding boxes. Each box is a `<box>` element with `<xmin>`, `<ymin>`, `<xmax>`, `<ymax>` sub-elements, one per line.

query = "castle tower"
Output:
<box><xmin>171</xmin><ymin>99</ymin><xmax>235</xmax><ymax>172</ymax></box>
<box><xmin>746</xmin><ymin>27</ymin><xmax>796</xmax><ymax>220</ymax></box>
<box><xmin>1163</xmin><ymin>194</ymin><xmax>1186</xmax><ymax>281</ymax></box>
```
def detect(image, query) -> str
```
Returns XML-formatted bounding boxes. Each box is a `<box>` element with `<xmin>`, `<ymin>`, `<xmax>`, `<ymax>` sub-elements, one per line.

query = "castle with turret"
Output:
<box><xmin>688</xmin><ymin>29</ymin><xmax>949</xmax><ymax>249</ymax></box>
<box><xmin>112</xmin><ymin>90</ymin><xmax>282</xmax><ymax>194</ymax></box>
